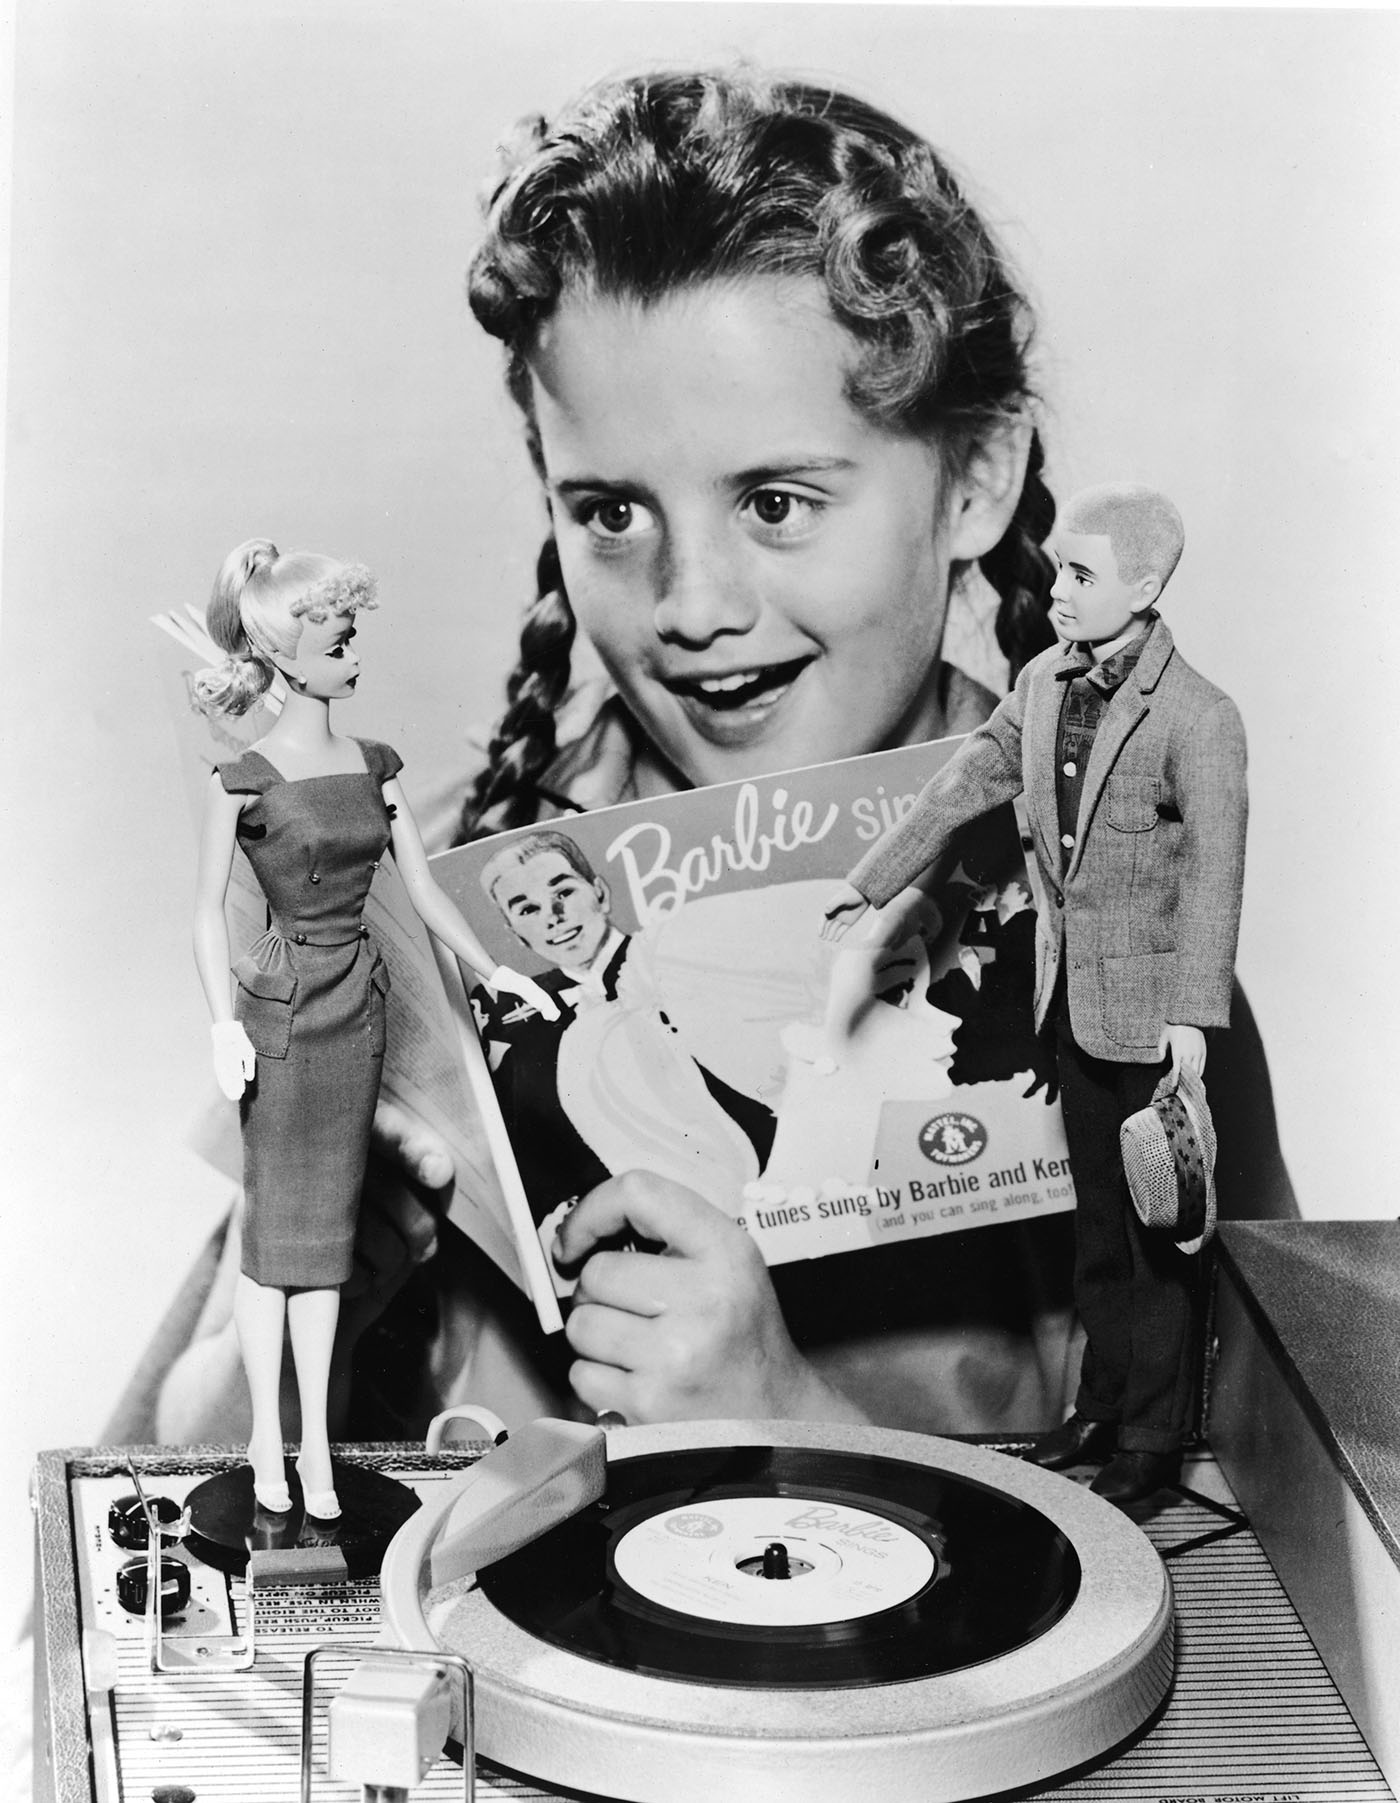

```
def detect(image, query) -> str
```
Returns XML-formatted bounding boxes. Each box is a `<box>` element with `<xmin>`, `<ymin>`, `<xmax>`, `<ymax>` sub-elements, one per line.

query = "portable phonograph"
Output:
<box><xmin>377</xmin><ymin>1417</ymin><xmax>1172</xmax><ymax>1802</ymax></box>
<box><xmin>33</xmin><ymin>1213</ymin><xmax>1400</xmax><ymax>1803</ymax></box>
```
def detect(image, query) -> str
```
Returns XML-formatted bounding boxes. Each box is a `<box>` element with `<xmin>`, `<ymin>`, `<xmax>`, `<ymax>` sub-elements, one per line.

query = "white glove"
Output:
<box><xmin>211</xmin><ymin>1020</ymin><xmax>257</xmax><ymax>1100</ymax></box>
<box><xmin>490</xmin><ymin>965</ymin><xmax>561</xmax><ymax>1022</ymax></box>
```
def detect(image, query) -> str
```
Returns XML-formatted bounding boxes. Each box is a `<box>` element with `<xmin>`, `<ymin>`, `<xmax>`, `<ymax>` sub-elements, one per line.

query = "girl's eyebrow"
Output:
<box><xmin>550</xmin><ymin>456</ymin><xmax>858</xmax><ymax>499</ymax></box>
<box><xmin>728</xmin><ymin>456</ymin><xmax>858</xmax><ymax>487</ymax></box>
<box><xmin>549</xmin><ymin>473</ymin><xmax>655</xmax><ymax>500</ymax></box>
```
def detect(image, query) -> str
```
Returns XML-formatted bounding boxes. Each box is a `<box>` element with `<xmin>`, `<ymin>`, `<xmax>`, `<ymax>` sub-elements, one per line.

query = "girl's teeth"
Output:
<box><xmin>674</xmin><ymin>656</ymin><xmax>809</xmax><ymax>712</ymax></box>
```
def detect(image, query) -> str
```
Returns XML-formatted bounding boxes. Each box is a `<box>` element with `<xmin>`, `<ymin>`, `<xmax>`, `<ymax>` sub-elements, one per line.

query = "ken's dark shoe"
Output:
<box><xmin>1022</xmin><ymin>1414</ymin><xmax>1117</xmax><ymax>1470</ymax></box>
<box><xmin>1089</xmin><ymin>1449</ymin><xmax>1182</xmax><ymax>1508</ymax></box>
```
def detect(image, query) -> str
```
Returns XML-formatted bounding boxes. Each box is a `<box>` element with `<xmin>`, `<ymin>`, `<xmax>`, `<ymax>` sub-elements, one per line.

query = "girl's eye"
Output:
<box><xmin>581</xmin><ymin>497</ymin><xmax>654</xmax><ymax>540</ymax></box>
<box><xmin>744</xmin><ymin>488</ymin><xmax>820</xmax><ymax>535</ymax></box>
<box><xmin>752</xmin><ymin>491</ymin><xmax>793</xmax><ymax>526</ymax></box>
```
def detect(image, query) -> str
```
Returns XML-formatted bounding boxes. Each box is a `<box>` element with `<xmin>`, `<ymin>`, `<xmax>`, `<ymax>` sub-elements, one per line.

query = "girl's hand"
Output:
<box><xmin>490</xmin><ymin>964</ymin><xmax>562</xmax><ymax>1021</ymax></box>
<box><xmin>553</xmin><ymin>1172</ymin><xmax>866</xmax><ymax>1426</ymax></box>
<box><xmin>210</xmin><ymin>1021</ymin><xmax>256</xmax><ymax>1100</ymax></box>
<box><xmin>819</xmin><ymin>882</ymin><xmax>870</xmax><ymax>943</ymax></box>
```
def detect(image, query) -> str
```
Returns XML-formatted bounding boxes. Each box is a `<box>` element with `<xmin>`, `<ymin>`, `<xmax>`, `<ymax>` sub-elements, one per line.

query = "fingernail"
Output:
<box><xmin>420</xmin><ymin>1152</ymin><xmax>454</xmax><ymax>1188</ymax></box>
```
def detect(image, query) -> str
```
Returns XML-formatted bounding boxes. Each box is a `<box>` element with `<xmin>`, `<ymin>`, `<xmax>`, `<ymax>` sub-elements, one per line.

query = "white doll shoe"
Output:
<box><xmin>252</xmin><ymin>1474</ymin><xmax>293</xmax><ymax>1514</ymax></box>
<box><xmin>295</xmin><ymin>1458</ymin><xmax>341</xmax><ymax>1521</ymax></box>
<box><xmin>248</xmin><ymin>1444</ymin><xmax>293</xmax><ymax>1513</ymax></box>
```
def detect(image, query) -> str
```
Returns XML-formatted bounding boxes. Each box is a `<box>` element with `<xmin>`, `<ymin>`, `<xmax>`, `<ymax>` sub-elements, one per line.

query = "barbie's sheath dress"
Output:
<box><xmin>218</xmin><ymin>739</ymin><xmax>401</xmax><ymax>1288</ymax></box>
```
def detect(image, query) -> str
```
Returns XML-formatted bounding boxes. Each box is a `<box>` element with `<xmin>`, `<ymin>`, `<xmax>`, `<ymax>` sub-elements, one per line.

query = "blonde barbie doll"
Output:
<box><xmin>192</xmin><ymin>538</ymin><xmax>556</xmax><ymax>1515</ymax></box>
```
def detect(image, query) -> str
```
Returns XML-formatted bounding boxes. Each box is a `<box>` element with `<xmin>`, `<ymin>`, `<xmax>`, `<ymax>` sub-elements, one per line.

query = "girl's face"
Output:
<box><xmin>526</xmin><ymin>277</ymin><xmax>982</xmax><ymax>788</ymax></box>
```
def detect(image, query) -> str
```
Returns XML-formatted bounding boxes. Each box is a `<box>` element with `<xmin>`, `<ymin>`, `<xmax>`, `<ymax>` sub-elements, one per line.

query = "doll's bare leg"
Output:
<box><xmin>233</xmin><ymin>1273</ymin><xmax>291</xmax><ymax>1509</ymax></box>
<box><xmin>287</xmin><ymin>1286</ymin><xmax>341</xmax><ymax>1512</ymax></box>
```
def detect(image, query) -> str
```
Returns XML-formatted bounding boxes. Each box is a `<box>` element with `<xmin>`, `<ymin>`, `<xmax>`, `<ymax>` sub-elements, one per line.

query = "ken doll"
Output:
<box><xmin>821</xmin><ymin>484</ymin><xmax>1247</xmax><ymax>1507</ymax></box>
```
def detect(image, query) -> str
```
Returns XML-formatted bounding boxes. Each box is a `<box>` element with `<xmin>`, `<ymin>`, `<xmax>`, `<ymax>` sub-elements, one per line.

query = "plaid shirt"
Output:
<box><xmin>1054</xmin><ymin>619</ymin><xmax>1156</xmax><ymax>863</ymax></box>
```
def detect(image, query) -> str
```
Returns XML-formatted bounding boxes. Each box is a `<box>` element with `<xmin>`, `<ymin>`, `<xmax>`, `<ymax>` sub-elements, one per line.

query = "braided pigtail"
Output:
<box><xmin>458</xmin><ymin>536</ymin><xmax>578</xmax><ymax>843</ymax></box>
<box><xmin>190</xmin><ymin>539</ymin><xmax>281</xmax><ymax>718</ymax></box>
<box><xmin>467</xmin><ymin>71</ymin><xmax>1062</xmax><ymax>770</ymax></box>
<box><xmin>980</xmin><ymin>428</ymin><xmax>1057</xmax><ymax>679</ymax></box>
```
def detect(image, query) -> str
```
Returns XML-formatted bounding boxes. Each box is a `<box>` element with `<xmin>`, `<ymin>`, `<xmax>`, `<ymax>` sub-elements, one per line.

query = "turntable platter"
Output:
<box><xmin>379</xmin><ymin>1419</ymin><xmax>1173</xmax><ymax>1802</ymax></box>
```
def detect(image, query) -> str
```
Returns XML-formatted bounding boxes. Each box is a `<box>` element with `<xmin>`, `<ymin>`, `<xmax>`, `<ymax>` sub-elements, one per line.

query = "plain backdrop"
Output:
<box><xmin>3</xmin><ymin>1</ymin><xmax>1399</xmax><ymax>1648</ymax></box>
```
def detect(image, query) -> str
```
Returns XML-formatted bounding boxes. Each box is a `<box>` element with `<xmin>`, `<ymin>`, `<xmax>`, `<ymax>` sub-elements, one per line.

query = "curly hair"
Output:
<box><xmin>460</xmin><ymin>68</ymin><xmax>1055</xmax><ymax>840</ymax></box>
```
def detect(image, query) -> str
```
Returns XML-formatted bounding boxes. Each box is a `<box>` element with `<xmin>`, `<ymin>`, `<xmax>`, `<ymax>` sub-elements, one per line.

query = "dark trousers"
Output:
<box><xmin>1054</xmin><ymin>1010</ymin><xmax>1205</xmax><ymax>1454</ymax></box>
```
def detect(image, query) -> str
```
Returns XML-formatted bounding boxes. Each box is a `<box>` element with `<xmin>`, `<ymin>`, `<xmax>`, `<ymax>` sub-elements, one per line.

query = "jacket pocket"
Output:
<box><xmin>1104</xmin><ymin>775</ymin><xmax>1161</xmax><ymax>833</ymax></box>
<box><xmin>233</xmin><ymin>960</ymin><xmax>297</xmax><ymax>1059</ymax></box>
<box><xmin>1098</xmin><ymin>949</ymin><xmax>1173</xmax><ymax>1049</ymax></box>
<box><xmin>368</xmin><ymin>955</ymin><xmax>390</xmax><ymax>1058</ymax></box>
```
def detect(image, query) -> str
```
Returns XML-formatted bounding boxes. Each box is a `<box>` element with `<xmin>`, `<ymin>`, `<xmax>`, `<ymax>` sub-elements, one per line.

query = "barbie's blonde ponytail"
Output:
<box><xmin>191</xmin><ymin>539</ymin><xmax>284</xmax><ymax>718</ymax></box>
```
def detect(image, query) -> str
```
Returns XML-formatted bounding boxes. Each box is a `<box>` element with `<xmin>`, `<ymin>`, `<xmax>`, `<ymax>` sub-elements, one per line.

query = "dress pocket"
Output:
<box><xmin>368</xmin><ymin>955</ymin><xmax>390</xmax><ymax>1058</ymax></box>
<box><xmin>233</xmin><ymin>960</ymin><xmax>297</xmax><ymax>1059</ymax></box>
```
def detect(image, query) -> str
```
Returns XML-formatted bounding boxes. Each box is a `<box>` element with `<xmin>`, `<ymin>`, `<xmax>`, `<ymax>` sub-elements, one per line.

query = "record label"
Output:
<box><xmin>612</xmin><ymin>1495</ymin><xmax>936</xmax><ymax>1626</ymax></box>
<box><xmin>475</xmin><ymin>1443</ymin><xmax>1077</xmax><ymax>1689</ymax></box>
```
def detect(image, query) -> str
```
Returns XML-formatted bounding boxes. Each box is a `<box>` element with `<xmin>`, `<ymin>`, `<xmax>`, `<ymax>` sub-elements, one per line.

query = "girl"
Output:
<box><xmin>192</xmin><ymin>541</ymin><xmax>555</xmax><ymax>1514</ymax></box>
<box><xmin>462</xmin><ymin>71</ymin><xmax>1054</xmax><ymax>840</ymax></box>
<box><xmin>437</xmin><ymin>66</ymin><xmax>1072</xmax><ymax>1434</ymax></box>
<box><xmin>145</xmin><ymin>67</ymin><xmax>1289</xmax><ymax>1453</ymax></box>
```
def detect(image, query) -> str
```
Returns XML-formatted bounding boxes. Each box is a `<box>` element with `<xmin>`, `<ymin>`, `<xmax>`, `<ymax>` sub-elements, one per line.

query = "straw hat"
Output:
<box><xmin>1120</xmin><ymin>1062</ymin><xmax>1217</xmax><ymax>1254</ymax></box>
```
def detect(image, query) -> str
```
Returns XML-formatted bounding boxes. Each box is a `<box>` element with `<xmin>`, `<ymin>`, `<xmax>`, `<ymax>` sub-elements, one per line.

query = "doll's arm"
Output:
<box><xmin>383</xmin><ymin>780</ymin><xmax>560</xmax><ymax>1021</ymax></box>
<box><xmin>845</xmin><ymin>671</ymin><xmax>1031</xmax><ymax>911</ymax></box>
<box><xmin>1166</xmin><ymin>697</ymin><xmax>1248</xmax><ymax>1033</ymax></box>
<box><xmin>193</xmin><ymin>774</ymin><xmax>256</xmax><ymax>1099</ymax></box>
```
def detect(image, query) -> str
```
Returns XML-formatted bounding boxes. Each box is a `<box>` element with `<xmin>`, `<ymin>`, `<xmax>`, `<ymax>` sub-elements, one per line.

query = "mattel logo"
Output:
<box><xmin>917</xmin><ymin>1112</ymin><xmax>988</xmax><ymax>1166</ymax></box>
<box><xmin>664</xmin><ymin>1513</ymin><xmax>725</xmax><ymax>1540</ymax></box>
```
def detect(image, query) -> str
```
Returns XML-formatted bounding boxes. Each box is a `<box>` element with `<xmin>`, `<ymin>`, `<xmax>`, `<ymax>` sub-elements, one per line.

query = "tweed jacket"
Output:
<box><xmin>849</xmin><ymin>620</ymin><xmax>1248</xmax><ymax>1063</ymax></box>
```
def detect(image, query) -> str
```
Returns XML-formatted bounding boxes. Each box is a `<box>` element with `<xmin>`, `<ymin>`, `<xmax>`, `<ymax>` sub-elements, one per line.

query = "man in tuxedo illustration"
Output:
<box><xmin>474</xmin><ymin>830</ymin><xmax>775</xmax><ymax>1226</ymax></box>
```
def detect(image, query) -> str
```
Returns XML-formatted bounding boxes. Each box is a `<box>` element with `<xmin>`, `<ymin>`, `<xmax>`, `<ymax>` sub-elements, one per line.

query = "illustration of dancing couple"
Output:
<box><xmin>469</xmin><ymin>831</ymin><xmax>777</xmax><ymax>1256</ymax></box>
<box><xmin>468</xmin><ymin>823</ymin><xmax>1051</xmax><ymax>1267</ymax></box>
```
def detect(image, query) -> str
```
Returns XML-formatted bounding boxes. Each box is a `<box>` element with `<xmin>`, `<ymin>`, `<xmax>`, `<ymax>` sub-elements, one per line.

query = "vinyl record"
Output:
<box><xmin>380</xmin><ymin>1420</ymin><xmax>1175</xmax><ymax>1803</ymax></box>
<box><xmin>478</xmin><ymin>1443</ymin><xmax>1079</xmax><ymax>1688</ymax></box>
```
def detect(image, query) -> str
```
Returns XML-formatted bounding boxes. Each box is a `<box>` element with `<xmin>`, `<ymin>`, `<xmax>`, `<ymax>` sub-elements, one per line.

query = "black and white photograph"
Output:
<box><xmin>4</xmin><ymin>3</ymin><xmax>1399</xmax><ymax>1798</ymax></box>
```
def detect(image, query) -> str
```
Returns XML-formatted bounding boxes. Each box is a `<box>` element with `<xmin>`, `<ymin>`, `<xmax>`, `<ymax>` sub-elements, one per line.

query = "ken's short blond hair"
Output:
<box><xmin>1060</xmin><ymin>484</ymin><xmax>1185</xmax><ymax>591</ymax></box>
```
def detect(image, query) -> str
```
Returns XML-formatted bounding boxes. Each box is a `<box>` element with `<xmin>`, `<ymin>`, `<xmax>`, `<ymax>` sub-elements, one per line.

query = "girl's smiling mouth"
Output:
<box><xmin>665</xmin><ymin>654</ymin><xmax>814</xmax><ymax>715</ymax></box>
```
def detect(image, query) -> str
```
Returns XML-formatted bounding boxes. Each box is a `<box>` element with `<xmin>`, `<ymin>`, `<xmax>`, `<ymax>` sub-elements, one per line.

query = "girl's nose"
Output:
<box><xmin>651</xmin><ymin>532</ymin><xmax>760</xmax><ymax>645</ymax></box>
